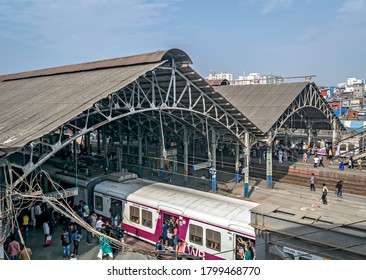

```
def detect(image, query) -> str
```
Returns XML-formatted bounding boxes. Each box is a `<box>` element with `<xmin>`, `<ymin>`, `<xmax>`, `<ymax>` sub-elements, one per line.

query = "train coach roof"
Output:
<box><xmin>94</xmin><ymin>179</ymin><xmax>258</xmax><ymax>233</ymax></box>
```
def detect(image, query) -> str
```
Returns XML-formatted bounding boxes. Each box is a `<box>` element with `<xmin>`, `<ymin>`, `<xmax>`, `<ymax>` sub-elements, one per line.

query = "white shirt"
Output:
<box><xmin>43</xmin><ymin>222</ymin><xmax>50</xmax><ymax>235</ymax></box>
<box><xmin>96</xmin><ymin>220</ymin><xmax>103</xmax><ymax>230</ymax></box>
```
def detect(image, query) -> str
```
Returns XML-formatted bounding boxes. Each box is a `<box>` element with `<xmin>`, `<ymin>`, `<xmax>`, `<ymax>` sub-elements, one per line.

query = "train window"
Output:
<box><xmin>95</xmin><ymin>195</ymin><xmax>103</xmax><ymax>211</ymax></box>
<box><xmin>206</xmin><ymin>229</ymin><xmax>221</xmax><ymax>251</ymax></box>
<box><xmin>189</xmin><ymin>224</ymin><xmax>203</xmax><ymax>245</ymax></box>
<box><xmin>130</xmin><ymin>206</ymin><xmax>140</xmax><ymax>224</ymax></box>
<box><xmin>142</xmin><ymin>209</ymin><xmax>152</xmax><ymax>228</ymax></box>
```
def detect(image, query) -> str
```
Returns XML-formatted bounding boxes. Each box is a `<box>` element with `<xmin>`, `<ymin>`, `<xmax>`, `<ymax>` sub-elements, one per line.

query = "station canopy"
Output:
<box><xmin>214</xmin><ymin>83</ymin><xmax>344</xmax><ymax>136</ymax></box>
<box><xmin>0</xmin><ymin>49</ymin><xmax>262</xmax><ymax>156</ymax></box>
<box><xmin>0</xmin><ymin>48</ymin><xmax>342</xmax><ymax>158</ymax></box>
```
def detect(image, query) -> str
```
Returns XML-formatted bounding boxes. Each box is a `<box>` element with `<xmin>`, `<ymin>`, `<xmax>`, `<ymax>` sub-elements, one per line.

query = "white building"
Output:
<box><xmin>347</xmin><ymin>77</ymin><xmax>362</xmax><ymax>86</ymax></box>
<box><xmin>206</xmin><ymin>72</ymin><xmax>233</xmax><ymax>81</ymax></box>
<box><xmin>232</xmin><ymin>72</ymin><xmax>282</xmax><ymax>85</ymax></box>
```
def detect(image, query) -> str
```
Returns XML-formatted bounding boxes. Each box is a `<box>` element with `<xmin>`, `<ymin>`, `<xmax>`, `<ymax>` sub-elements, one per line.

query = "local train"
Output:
<box><xmin>43</xmin><ymin>160</ymin><xmax>257</xmax><ymax>260</ymax></box>
<box><xmin>91</xmin><ymin>173</ymin><xmax>258</xmax><ymax>260</ymax></box>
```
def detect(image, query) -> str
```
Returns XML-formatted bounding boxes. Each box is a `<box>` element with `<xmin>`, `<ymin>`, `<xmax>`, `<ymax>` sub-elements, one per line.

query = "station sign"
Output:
<box><xmin>45</xmin><ymin>187</ymin><xmax>78</xmax><ymax>199</ymax></box>
<box><xmin>192</xmin><ymin>161</ymin><xmax>211</xmax><ymax>171</ymax></box>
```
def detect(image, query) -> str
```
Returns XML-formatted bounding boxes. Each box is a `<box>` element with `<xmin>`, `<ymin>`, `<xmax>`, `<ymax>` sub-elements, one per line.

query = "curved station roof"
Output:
<box><xmin>0</xmin><ymin>48</ymin><xmax>341</xmax><ymax>156</ymax></box>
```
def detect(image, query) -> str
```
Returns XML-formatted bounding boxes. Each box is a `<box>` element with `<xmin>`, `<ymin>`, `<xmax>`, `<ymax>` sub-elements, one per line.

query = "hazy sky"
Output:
<box><xmin>0</xmin><ymin>0</ymin><xmax>365</xmax><ymax>86</ymax></box>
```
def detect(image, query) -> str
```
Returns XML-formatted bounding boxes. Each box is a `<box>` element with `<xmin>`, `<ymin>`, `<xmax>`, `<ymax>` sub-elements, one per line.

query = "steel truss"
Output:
<box><xmin>267</xmin><ymin>83</ymin><xmax>342</xmax><ymax>142</ymax></box>
<box><xmin>8</xmin><ymin>59</ymin><xmax>257</xmax><ymax>189</ymax></box>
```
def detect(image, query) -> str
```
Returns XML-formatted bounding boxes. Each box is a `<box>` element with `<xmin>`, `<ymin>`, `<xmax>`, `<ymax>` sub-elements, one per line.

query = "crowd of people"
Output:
<box><xmin>4</xmin><ymin>199</ymin><xmax>125</xmax><ymax>260</ymax></box>
<box><xmin>236</xmin><ymin>236</ymin><xmax>256</xmax><ymax>260</ymax></box>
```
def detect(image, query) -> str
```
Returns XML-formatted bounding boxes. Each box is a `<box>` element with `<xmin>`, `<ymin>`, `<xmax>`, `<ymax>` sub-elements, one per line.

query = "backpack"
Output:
<box><xmin>62</xmin><ymin>232</ymin><xmax>70</xmax><ymax>244</ymax></box>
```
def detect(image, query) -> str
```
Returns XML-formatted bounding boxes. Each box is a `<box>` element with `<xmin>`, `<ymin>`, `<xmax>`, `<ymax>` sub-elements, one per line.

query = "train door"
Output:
<box><xmin>162</xmin><ymin>213</ymin><xmax>179</xmax><ymax>247</ymax></box>
<box><xmin>110</xmin><ymin>198</ymin><xmax>123</xmax><ymax>226</ymax></box>
<box><xmin>234</xmin><ymin>234</ymin><xmax>256</xmax><ymax>260</ymax></box>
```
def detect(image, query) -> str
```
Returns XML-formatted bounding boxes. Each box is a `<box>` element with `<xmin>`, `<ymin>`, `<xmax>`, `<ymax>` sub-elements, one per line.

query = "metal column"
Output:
<box><xmin>117</xmin><ymin>124</ymin><xmax>123</xmax><ymax>172</ymax></box>
<box><xmin>160</xmin><ymin>142</ymin><xmax>165</xmax><ymax>180</ymax></box>
<box><xmin>183</xmin><ymin>128</ymin><xmax>189</xmax><ymax>187</ymax></box>
<box><xmin>211</xmin><ymin>130</ymin><xmax>217</xmax><ymax>191</ymax></box>
<box><xmin>127</xmin><ymin>133</ymin><xmax>130</xmax><ymax>162</ymax></box>
<box><xmin>97</xmin><ymin>129</ymin><xmax>101</xmax><ymax>154</ymax></box>
<box><xmin>332</xmin><ymin>118</ymin><xmax>338</xmax><ymax>156</ymax></box>
<box><xmin>266</xmin><ymin>144</ymin><xmax>273</xmax><ymax>188</ymax></box>
<box><xmin>244</xmin><ymin>133</ymin><xmax>250</xmax><ymax>197</ymax></box>
<box><xmin>235</xmin><ymin>141</ymin><xmax>240</xmax><ymax>184</ymax></box>
<box><xmin>85</xmin><ymin>132</ymin><xmax>91</xmax><ymax>156</ymax></box>
<box><xmin>138</xmin><ymin>126</ymin><xmax>143</xmax><ymax>178</ymax></box>
<box><xmin>102</xmin><ymin>126</ymin><xmax>108</xmax><ymax>171</ymax></box>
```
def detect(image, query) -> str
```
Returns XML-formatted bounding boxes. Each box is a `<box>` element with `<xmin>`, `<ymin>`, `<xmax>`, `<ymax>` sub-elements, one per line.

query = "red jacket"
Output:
<box><xmin>8</xmin><ymin>240</ymin><xmax>20</xmax><ymax>256</ymax></box>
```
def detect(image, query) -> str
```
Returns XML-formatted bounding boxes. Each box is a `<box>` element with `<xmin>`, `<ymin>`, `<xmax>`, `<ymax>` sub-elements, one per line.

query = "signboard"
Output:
<box><xmin>45</xmin><ymin>187</ymin><xmax>78</xmax><ymax>199</ymax></box>
<box><xmin>166</xmin><ymin>148</ymin><xmax>177</xmax><ymax>157</ymax></box>
<box><xmin>209</xmin><ymin>167</ymin><xmax>217</xmax><ymax>174</ymax></box>
<box><xmin>350</xmin><ymin>99</ymin><xmax>360</xmax><ymax>106</ymax></box>
<box><xmin>192</xmin><ymin>161</ymin><xmax>211</xmax><ymax>171</ymax></box>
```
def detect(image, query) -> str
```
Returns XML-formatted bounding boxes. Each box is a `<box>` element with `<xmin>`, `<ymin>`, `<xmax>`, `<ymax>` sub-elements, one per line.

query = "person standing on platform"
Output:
<box><xmin>303</xmin><ymin>152</ymin><xmax>307</xmax><ymax>163</ymax></box>
<box><xmin>319</xmin><ymin>154</ymin><xmax>325</xmax><ymax>167</ymax></box>
<box><xmin>7</xmin><ymin>236</ymin><xmax>20</xmax><ymax>260</ymax></box>
<box><xmin>357</xmin><ymin>158</ymin><xmax>362</xmax><ymax>171</ymax></box>
<box><xmin>348</xmin><ymin>156</ymin><xmax>354</xmax><ymax>169</ymax></box>
<box><xmin>313</xmin><ymin>155</ymin><xmax>319</xmax><ymax>168</ymax></box>
<box><xmin>43</xmin><ymin>220</ymin><xmax>50</xmax><ymax>246</ymax></box>
<box><xmin>278</xmin><ymin>150</ymin><xmax>283</xmax><ymax>164</ymax></box>
<box><xmin>19</xmin><ymin>244</ymin><xmax>32</xmax><ymax>260</ymax></box>
<box><xmin>21</xmin><ymin>212</ymin><xmax>30</xmax><ymax>239</ymax></box>
<box><xmin>34</xmin><ymin>202</ymin><xmax>42</xmax><ymax>229</ymax></box>
<box><xmin>155</xmin><ymin>236</ymin><xmax>164</xmax><ymax>260</ymax></box>
<box><xmin>322</xmin><ymin>183</ymin><xmax>329</xmax><ymax>205</ymax></box>
<box><xmin>309</xmin><ymin>173</ymin><xmax>316</xmax><ymax>191</ymax></box>
<box><xmin>61</xmin><ymin>227</ymin><xmax>71</xmax><ymax>258</ymax></box>
<box><xmin>97</xmin><ymin>236</ymin><xmax>113</xmax><ymax>260</ymax></box>
<box><xmin>339</xmin><ymin>160</ymin><xmax>345</xmax><ymax>171</ymax></box>
<box><xmin>336</xmin><ymin>180</ymin><xmax>343</xmax><ymax>198</ymax></box>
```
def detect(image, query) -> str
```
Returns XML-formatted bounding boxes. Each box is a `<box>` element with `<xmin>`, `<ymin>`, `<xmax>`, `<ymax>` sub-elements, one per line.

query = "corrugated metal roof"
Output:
<box><xmin>214</xmin><ymin>82</ymin><xmax>309</xmax><ymax>133</ymax></box>
<box><xmin>0</xmin><ymin>48</ymin><xmax>191</xmax><ymax>82</ymax></box>
<box><xmin>0</xmin><ymin>62</ymin><xmax>163</xmax><ymax>149</ymax></box>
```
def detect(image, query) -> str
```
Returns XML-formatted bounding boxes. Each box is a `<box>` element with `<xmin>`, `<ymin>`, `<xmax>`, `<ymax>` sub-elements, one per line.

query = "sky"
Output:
<box><xmin>0</xmin><ymin>0</ymin><xmax>365</xmax><ymax>86</ymax></box>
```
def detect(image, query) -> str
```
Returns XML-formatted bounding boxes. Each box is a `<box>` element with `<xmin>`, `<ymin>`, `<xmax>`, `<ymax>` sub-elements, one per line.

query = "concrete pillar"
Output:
<box><xmin>266</xmin><ymin>144</ymin><xmax>273</xmax><ymax>188</ymax></box>
<box><xmin>235</xmin><ymin>142</ymin><xmax>240</xmax><ymax>184</ymax></box>
<box><xmin>244</xmin><ymin>133</ymin><xmax>250</xmax><ymax>197</ymax></box>
<box><xmin>211</xmin><ymin>130</ymin><xmax>217</xmax><ymax>191</ymax></box>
